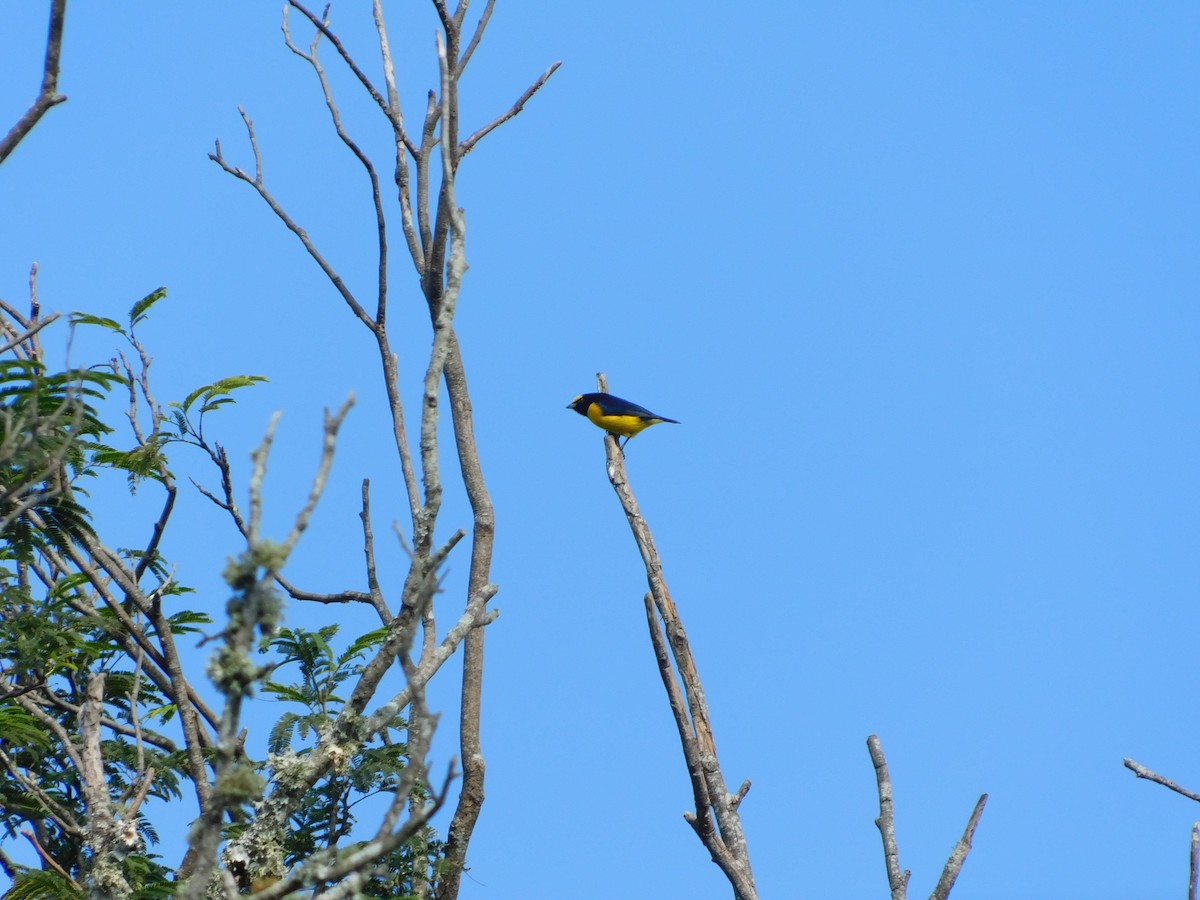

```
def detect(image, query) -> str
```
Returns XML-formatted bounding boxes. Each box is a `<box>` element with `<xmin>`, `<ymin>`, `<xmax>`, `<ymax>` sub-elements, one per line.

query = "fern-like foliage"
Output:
<box><xmin>0</xmin><ymin>292</ymin><xmax>258</xmax><ymax>898</ymax></box>
<box><xmin>0</xmin><ymin>358</ymin><xmax>124</xmax><ymax>561</ymax></box>
<box><xmin>261</xmin><ymin>625</ymin><xmax>443</xmax><ymax>891</ymax></box>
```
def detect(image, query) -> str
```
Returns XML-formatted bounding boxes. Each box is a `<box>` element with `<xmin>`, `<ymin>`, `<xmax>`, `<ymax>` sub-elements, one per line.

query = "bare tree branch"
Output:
<box><xmin>431</xmin><ymin>72</ymin><xmax>497</xmax><ymax>900</ymax></box>
<box><xmin>1191</xmin><ymin>822</ymin><xmax>1198</xmax><ymax>900</ymax></box>
<box><xmin>371</xmin><ymin>0</ymin><xmax>424</xmax><ymax>273</ymax></box>
<box><xmin>459</xmin><ymin>60</ymin><xmax>562</xmax><ymax>157</ymax></box>
<box><xmin>208</xmin><ymin>109</ymin><xmax>375</xmax><ymax>331</ymax></box>
<box><xmin>79</xmin><ymin>673</ymin><xmax>144</xmax><ymax>898</ymax></box>
<box><xmin>282</xmin><ymin>7</ymin><xmax>392</xmax><ymax>326</ymax></box>
<box><xmin>0</xmin><ymin>0</ymin><xmax>68</xmax><ymax>165</ymax></box>
<box><xmin>930</xmin><ymin>793</ymin><xmax>988</xmax><ymax>900</ymax></box>
<box><xmin>868</xmin><ymin>734</ymin><xmax>911</xmax><ymax>900</ymax></box>
<box><xmin>359</xmin><ymin>479</ymin><xmax>391</xmax><ymax>622</ymax></box>
<box><xmin>1124</xmin><ymin>758</ymin><xmax>1200</xmax><ymax>803</ymax></box>
<box><xmin>868</xmin><ymin>734</ymin><xmax>986</xmax><ymax>900</ymax></box>
<box><xmin>209</xmin><ymin>5</ymin><xmax>555</xmax><ymax>894</ymax></box>
<box><xmin>184</xmin><ymin>404</ymin><xmax>355</xmax><ymax>897</ymax></box>
<box><xmin>592</xmin><ymin>371</ymin><xmax>757</xmax><ymax>899</ymax></box>
<box><xmin>455</xmin><ymin>0</ymin><xmax>495</xmax><ymax>78</ymax></box>
<box><xmin>287</xmin><ymin>1</ymin><xmax>411</xmax><ymax>148</ymax></box>
<box><xmin>0</xmin><ymin>310</ymin><xmax>59</xmax><ymax>355</ymax></box>
<box><xmin>642</xmin><ymin>592</ymin><xmax>712</xmax><ymax>819</ymax></box>
<box><xmin>19</xmin><ymin>829</ymin><xmax>79</xmax><ymax>888</ymax></box>
<box><xmin>282</xmin><ymin>396</ymin><xmax>355</xmax><ymax>553</ymax></box>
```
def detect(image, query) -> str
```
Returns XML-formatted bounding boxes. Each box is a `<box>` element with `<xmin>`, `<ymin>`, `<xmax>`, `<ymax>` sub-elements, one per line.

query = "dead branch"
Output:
<box><xmin>868</xmin><ymin>734</ymin><xmax>910</xmax><ymax>900</ymax></box>
<box><xmin>208</xmin><ymin>109</ymin><xmax>376</xmax><ymax>331</ymax></box>
<box><xmin>1124</xmin><ymin>757</ymin><xmax>1200</xmax><ymax>896</ymax></box>
<box><xmin>209</xmin><ymin>4</ymin><xmax>555</xmax><ymax>895</ymax></box>
<box><xmin>868</xmin><ymin>734</ymin><xmax>986</xmax><ymax>900</ymax></box>
<box><xmin>459</xmin><ymin>60</ymin><xmax>562</xmax><ymax>157</ymax></box>
<box><xmin>593</xmin><ymin>371</ymin><xmax>757</xmax><ymax>899</ymax></box>
<box><xmin>1191</xmin><ymin>822</ymin><xmax>1198</xmax><ymax>900</ymax></box>
<box><xmin>0</xmin><ymin>310</ymin><xmax>59</xmax><ymax>355</ymax></box>
<box><xmin>1124</xmin><ymin>758</ymin><xmax>1200</xmax><ymax>803</ymax></box>
<box><xmin>0</xmin><ymin>0</ymin><xmax>68</xmax><ymax>165</ymax></box>
<box><xmin>931</xmin><ymin>793</ymin><xmax>988</xmax><ymax>900</ymax></box>
<box><xmin>182</xmin><ymin>404</ymin><xmax>356</xmax><ymax>897</ymax></box>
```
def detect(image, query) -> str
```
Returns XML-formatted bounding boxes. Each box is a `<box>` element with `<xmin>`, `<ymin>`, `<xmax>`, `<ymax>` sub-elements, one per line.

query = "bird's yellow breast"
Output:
<box><xmin>586</xmin><ymin>404</ymin><xmax>651</xmax><ymax>438</ymax></box>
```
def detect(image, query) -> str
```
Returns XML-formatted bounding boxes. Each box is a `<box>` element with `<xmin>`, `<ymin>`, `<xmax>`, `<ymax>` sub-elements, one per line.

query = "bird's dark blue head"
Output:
<box><xmin>568</xmin><ymin>393</ymin><xmax>599</xmax><ymax>415</ymax></box>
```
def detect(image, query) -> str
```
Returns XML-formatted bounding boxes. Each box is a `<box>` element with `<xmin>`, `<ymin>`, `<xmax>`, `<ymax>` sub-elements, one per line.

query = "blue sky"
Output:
<box><xmin>2</xmin><ymin>3</ymin><xmax>1198</xmax><ymax>898</ymax></box>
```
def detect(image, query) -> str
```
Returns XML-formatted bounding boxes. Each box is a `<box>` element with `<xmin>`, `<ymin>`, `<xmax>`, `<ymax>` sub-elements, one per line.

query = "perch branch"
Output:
<box><xmin>593</xmin><ymin>371</ymin><xmax>757</xmax><ymax>900</ymax></box>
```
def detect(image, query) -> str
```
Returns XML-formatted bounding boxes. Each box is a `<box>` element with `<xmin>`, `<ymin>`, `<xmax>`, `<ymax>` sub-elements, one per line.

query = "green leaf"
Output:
<box><xmin>3</xmin><ymin>868</ymin><xmax>85</xmax><ymax>899</ymax></box>
<box><xmin>129</xmin><ymin>287</ymin><xmax>167</xmax><ymax>329</ymax></box>
<box><xmin>68</xmin><ymin>312</ymin><xmax>124</xmax><ymax>333</ymax></box>
<box><xmin>0</xmin><ymin>706</ymin><xmax>55</xmax><ymax>750</ymax></box>
<box><xmin>263</xmin><ymin>683</ymin><xmax>310</xmax><ymax>705</ymax></box>
<box><xmin>165</xmin><ymin>609</ymin><xmax>210</xmax><ymax>631</ymax></box>
<box><xmin>90</xmin><ymin>442</ymin><xmax>170</xmax><ymax>491</ymax></box>
<box><xmin>173</xmin><ymin>374</ymin><xmax>267</xmax><ymax>417</ymax></box>
<box><xmin>344</xmin><ymin>626</ymin><xmax>390</xmax><ymax>659</ymax></box>
<box><xmin>268</xmin><ymin>710</ymin><xmax>301</xmax><ymax>753</ymax></box>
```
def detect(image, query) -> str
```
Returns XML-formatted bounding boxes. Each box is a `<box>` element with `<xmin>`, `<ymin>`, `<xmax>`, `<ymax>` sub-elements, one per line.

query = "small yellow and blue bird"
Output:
<box><xmin>567</xmin><ymin>392</ymin><xmax>680</xmax><ymax>451</ymax></box>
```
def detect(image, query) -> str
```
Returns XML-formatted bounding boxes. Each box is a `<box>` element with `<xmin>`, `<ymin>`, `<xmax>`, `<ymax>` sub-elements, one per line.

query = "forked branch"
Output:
<box><xmin>593</xmin><ymin>372</ymin><xmax>757</xmax><ymax>900</ymax></box>
<box><xmin>1123</xmin><ymin>757</ymin><xmax>1200</xmax><ymax>897</ymax></box>
<box><xmin>867</xmin><ymin>734</ymin><xmax>986</xmax><ymax>900</ymax></box>
<box><xmin>208</xmin><ymin>4</ymin><xmax>557</xmax><ymax>897</ymax></box>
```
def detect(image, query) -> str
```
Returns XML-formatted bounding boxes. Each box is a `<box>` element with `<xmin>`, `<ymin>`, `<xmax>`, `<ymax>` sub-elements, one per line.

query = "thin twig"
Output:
<box><xmin>0</xmin><ymin>743</ymin><xmax>82</xmax><ymax>835</ymax></box>
<box><xmin>283</xmin><ymin>6</ymin><xmax>392</xmax><ymax>328</ymax></box>
<box><xmin>359</xmin><ymin>480</ymin><xmax>391</xmax><ymax>623</ymax></box>
<box><xmin>455</xmin><ymin>0</ymin><xmax>495</xmax><ymax>77</ymax></box>
<box><xmin>125</xmin><ymin>765</ymin><xmax>157</xmax><ymax>820</ymax></box>
<box><xmin>287</xmin><ymin>1</ymin><xmax>412</xmax><ymax>149</ymax></box>
<box><xmin>1124</xmin><ymin>758</ymin><xmax>1200</xmax><ymax>803</ymax></box>
<box><xmin>0</xmin><ymin>0</ymin><xmax>68</xmax><ymax>165</ymax></box>
<box><xmin>43</xmin><ymin>693</ymin><xmax>176</xmax><ymax>752</ymax></box>
<box><xmin>459</xmin><ymin>60</ymin><xmax>561</xmax><ymax>157</ymax></box>
<box><xmin>20</xmin><ymin>829</ymin><xmax>80</xmax><ymax>888</ymax></box>
<box><xmin>371</xmin><ymin>0</ymin><xmax>423</xmax><ymax>274</ymax></box>
<box><xmin>209</xmin><ymin>109</ymin><xmax>375</xmax><ymax>329</ymax></box>
<box><xmin>282</xmin><ymin>395</ymin><xmax>355</xmax><ymax>554</ymax></box>
<box><xmin>0</xmin><ymin>310</ymin><xmax>59</xmax><ymax>355</ymax></box>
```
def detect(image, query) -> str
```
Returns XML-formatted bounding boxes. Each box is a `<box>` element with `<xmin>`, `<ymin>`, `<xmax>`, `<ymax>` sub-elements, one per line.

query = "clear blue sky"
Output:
<box><xmin>2</xmin><ymin>3</ymin><xmax>1198</xmax><ymax>898</ymax></box>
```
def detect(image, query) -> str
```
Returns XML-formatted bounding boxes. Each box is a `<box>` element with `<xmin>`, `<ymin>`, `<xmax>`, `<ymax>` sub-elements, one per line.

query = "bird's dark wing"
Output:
<box><xmin>593</xmin><ymin>394</ymin><xmax>661</xmax><ymax>420</ymax></box>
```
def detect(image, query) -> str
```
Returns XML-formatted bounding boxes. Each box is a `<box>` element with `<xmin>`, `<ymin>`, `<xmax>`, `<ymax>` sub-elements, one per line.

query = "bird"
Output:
<box><xmin>567</xmin><ymin>392</ymin><xmax>680</xmax><ymax>451</ymax></box>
